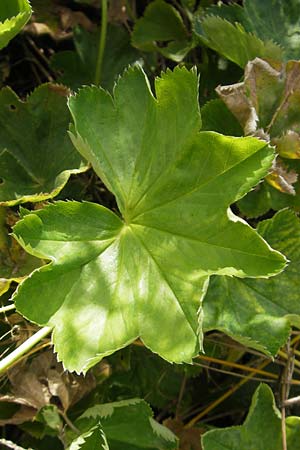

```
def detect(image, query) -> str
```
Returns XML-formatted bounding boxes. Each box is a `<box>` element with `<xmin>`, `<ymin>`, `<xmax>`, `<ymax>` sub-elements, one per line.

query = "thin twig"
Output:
<box><xmin>204</xmin><ymin>336</ymin><xmax>270</xmax><ymax>358</ymax></box>
<box><xmin>193</xmin><ymin>361</ymin><xmax>277</xmax><ymax>383</ymax></box>
<box><xmin>278</xmin><ymin>350</ymin><xmax>300</xmax><ymax>369</ymax></box>
<box><xmin>184</xmin><ymin>359</ymin><xmax>272</xmax><ymax>428</ymax></box>
<box><xmin>196</xmin><ymin>354</ymin><xmax>278</xmax><ymax>379</ymax></box>
<box><xmin>25</xmin><ymin>36</ymin><xmax>55</xmax><ymax>80</ymax></box>
<box><xmin>132</xmin><ymin>340</ymin><xmax>300</xmax><ymax>385</ymax></box>
<box><xmin>58</xmin><ymin>410</ymin><xmax>80</xmax><ymax>434</ymax></box>
<box><xmin>176</xmin><ymin>374</ymin><xmax>187</xmax><ymax>419</ymax></box>
<box><xmin>200</xmin><ymin>409</ymin><xmax>242</xmax><ymax>424</ymax></box>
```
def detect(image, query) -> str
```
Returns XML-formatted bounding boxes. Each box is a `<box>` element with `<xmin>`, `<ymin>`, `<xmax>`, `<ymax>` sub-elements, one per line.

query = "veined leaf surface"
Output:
<box><xmin>193</xmin><ymin>15</ymin><xmax>282</xmax><ymax>68</ymax></box>
<box><xmin>0</xmin><ymin>84</ymin><xmax>88</xmax><ymax>205</ymax></box>
<box><xmin>196</xmin><ymin>0</ymin><xmax>300</xmax><ymax>61</ymax></box>
<box><xmin>132</xmin><ymin>0</ymin><xmax>192</xmax><ymax>62</ymax></box>
<box><xmin>12</xmin><ymin>67</ymin><xmax>286</xmax><ymax>372</ymax></box>
<box><xmin>68</xmin><ymin>399</ymin><xmax>177</xmax><ymax>450</ymax></box>
<box><xmin>51</xmin><ymin>25</ymin><xmax>140</xmax><ymax>91</ymax></box>
<box><xmin>0</xmin><ymin>0</ymin><xmax>32</xmax><ymax>50</ymax></box>
<box><xmin>194</xmin><ymin>0</ymin><xmax>300</xmax><ymax>67</ymax></box>
<box><xmin>69</xmin><ymin>423</ymin><xmax>109</xmax><ymax>450</ymax></box>
<box><xmin>203</xmin><ymin>209</ymin><xmax>300</xmax><ymax>356</ymax></box>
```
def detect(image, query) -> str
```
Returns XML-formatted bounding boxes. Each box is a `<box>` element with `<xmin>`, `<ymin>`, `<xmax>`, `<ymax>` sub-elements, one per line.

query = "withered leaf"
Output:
<box><xmin>0</xmin><ymin>351</ymin><xmax>96</xmax><ymax>425</ymax></box>
<box><xmin>217</xmin><ymin>58</ymin><xmax>300</xmax><ymax>194</ymax></box>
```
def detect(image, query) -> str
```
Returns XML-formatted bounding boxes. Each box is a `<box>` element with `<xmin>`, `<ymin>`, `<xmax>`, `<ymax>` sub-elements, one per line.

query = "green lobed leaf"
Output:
<box><xmin>0</xmin><ymin>84</ymin><xmax>88</xmax><ymax>206</ymax></box>
<box><xmin>194</xmin><ymin>0</ymin><xmax>300</xmax><ymax>63</ymax></box>
<box><xmin>204</xmin><ymin>209</ymin><xmax>300</xmax><ymax>355</ymax></box>
<box><xmin>237</xmin><ymin>182</ymin><xmax>271</xmax><ymax>219</ymax></box>
<box><xmin>132</xmin><ymin>0</ymin><xmax>192</xmax><ymax>62</ymax></box>
<box><xmin>202</xmin><ymin>384</ymin><xmax>300</xmax><ymax>450</ymax></box>
<box><xmin>51</xmin><ymin>25</ymin><xmax>140</xmax><ymax>92</ymax></box>
<box><xmin>193</xmin><ymin>15</ymin><xmax>282</xmax><ymax>68</ymax></box>
<box><xmin>69</xmin><ymin>422</ymin><xmax>109</xmax><ymax>450</ymax></box>
<box><xmin>0</xmin><ymin>0</ymin><xmax>32</xmax><ymax>50</ymax></box>
<box><xmin>242</xmin><ymin>0</ymin><xmax>300</xmax><ymax>60</ymax></box>
<box><xmin>68</xmin><ymin>399</ymin><xmax>177</xmax><ymax>450</ymax></box>
<box><xmin>12</xmin><ymin>67</ymin><xmax>286</xmax><ymax>373</ymax></box>
<box><xmin>201</xmin><ymin>99</ymin><xmax>243</xmax><ymax>137</ymax></box>
<box><xmin>36</xmin><ymin>405</ymin><xmax>63</xmax><ymax>434</ymax></box>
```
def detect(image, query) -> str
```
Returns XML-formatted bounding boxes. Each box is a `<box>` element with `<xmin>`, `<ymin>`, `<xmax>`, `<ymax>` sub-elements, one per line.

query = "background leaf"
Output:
<box><xmin>69</xmin><ymin>423</ymin><xmax>109</xmax><ymax>450</ymax></box>
<box><xmin>201</xmin><ymin>99</ymin><xmax>243</xmax><ymax>136</ymax></box>
<box><xmin>195</xmin><ymin>0</ymin><xmax>300</xmax><ymax>64</ymax></box>
<box><xmin>51</xmin><ymin>25</ymin><xmax>140</xmax><ymax>91</ymax></box>
<box><xmin>0</xmin><ymin>83</ymin><xmax>87</xmax><ymax>205</ymax></box>
<box><xmin>69</xmin><ymin>399</ymin><xmax>177</xmax><ymax>450</ymax></box>
<box><xmin>0</xmin><ymin>0</ymin><xmax>32</xmax><ymax>50</ymax></box>
<box><xmin>203</xmin><ymin>209</ymin><xmax>300</xmax><ymax>355</ymax></box>
<box><xmin>193</xmin><ymin>15</ymin><xmax>282</xmax><ymax>68</ymax></box>
<box><xmin>211</xmin><ymin>0</ymin><xmax>300</xmax><ymax>60</ymax></box>
<box><xmin>132</xmin><ymin>0</ymin><xmax>192</xmax><ymax>62</ymax></box>
<box><xmin>202</xmin><ymin>384</ymin><xmax>300</xmax><ymax>450</ymax></box>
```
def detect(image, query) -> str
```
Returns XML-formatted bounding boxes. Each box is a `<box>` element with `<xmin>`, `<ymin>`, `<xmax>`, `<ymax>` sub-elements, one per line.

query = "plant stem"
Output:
<box><xmin>0</xmin><ymin>438</ymin><xmax>31</xmax><ymax>450</ymax></box>
<box><xmin>94</xmin><ymin>0</ymin><xmax>108</xmax><ymax>85</ymax></box>
<box><xmin>0</xmin><ymin>304</ymin><xmax>15</xmax><ymax>314</ymax></box>
<box><xmin>58</xmin><ymin>410</ymin><xmax>80</xmax><ymax>434</ymax></box>
<box><xmin>0</xmin><ymin>326</ymin><xmax>52</xmax><ymax>375</ymax></box>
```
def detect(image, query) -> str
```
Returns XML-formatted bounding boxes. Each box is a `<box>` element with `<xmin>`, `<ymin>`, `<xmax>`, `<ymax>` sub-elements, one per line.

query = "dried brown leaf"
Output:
<box><xmin>108</xmin><ymin>0</ymin><xmax>129</xmax><ymax>24</ymax></box>
<box><xmin>0</xmin><ymin>208</ymin><xmax>41</xmax><ymax>297</ymax></box>
<box><xmin>216</xmin><ymin>82</ymin><xmax>258</xmax><ymax>135</ymax></box>
<box><xmin>58</xmin><ymin>7</ymin><xmax>95</xmax><ymax>32</ymax></box>
<box><xmin>217</xmin><ymin>58</ymin><xmax>300</xmax><ymax>194</ymax></box>
<box><xmin>26</xmin><ymin>4</ymin><xmax>95</xmax><ymax>39</ymax></box>
<box><xmin>0</xmin><ymin>351</ymin><xmax>96</xmax><ymax>425</ymax></box>
<box><xmin>273</xmin><ymin>131</ymin><xmax>300</xmax><ymax>159</ymax></box>
<box><xmin>0</xmin><ymin>398</ymin><xmax>36</xmax><ymax>425</ymax></box>
<box><xmin>164</xmin><ymin>418</ymin><xmax>204</xmax><ymax>450</ymax></box>
<box><xmin>266</xmin><ymin>159</ymin><xmax>298</xmax><ymax>195</ymax></box>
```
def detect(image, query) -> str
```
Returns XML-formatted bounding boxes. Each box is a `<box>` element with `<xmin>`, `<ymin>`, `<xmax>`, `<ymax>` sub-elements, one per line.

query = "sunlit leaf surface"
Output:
<box><xmin>12</xmin><ymin>67</ymin><xmax>285</xmax><ymax>372</ymax></box>
<box><xmin>0</xmin><ymin>0</ymin><xmax>32</xmax><ymax>50</ymax></box>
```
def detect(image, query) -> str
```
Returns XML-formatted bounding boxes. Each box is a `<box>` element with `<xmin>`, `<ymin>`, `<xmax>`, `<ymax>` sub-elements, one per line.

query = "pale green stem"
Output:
<box><xmin>94</xmin><ymin>0</ymin><xmax>108</xmax><ymax>85</ymax></box>
<box><xmin>0</xmin><ymin>326</ymin><xmax>52</xmax><ymax>375</ymax></box>
<box><xmin>0</xmin><ymin>304</ymin><xmax>16</xmax><ymax>314</ymax></box>
<box><xmin>0</xmin><ymin>437</ymin><xmax>30</xmax><ymax>450</ymax></box>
